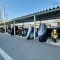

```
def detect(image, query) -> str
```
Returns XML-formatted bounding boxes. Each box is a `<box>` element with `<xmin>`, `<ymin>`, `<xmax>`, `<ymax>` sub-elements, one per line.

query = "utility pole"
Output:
<box><xmin>6</xmin><ymin>14</ymin><xmax>8</xmax><ymax>21</ymax></box>
<box><xmin>2</xmin><ymin>5</ymin><xmax>6</xmax><ymax>33</ymax></box>
<box><xmin>0</xmin><ymin>9</ymin><xmax>3</xmax><ymax>22</ymax></box>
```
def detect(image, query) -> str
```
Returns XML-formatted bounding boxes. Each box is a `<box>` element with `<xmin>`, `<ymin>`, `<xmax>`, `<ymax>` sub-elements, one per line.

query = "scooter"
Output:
<box><xmin>51</xmin><ymin>29</ymin><xmax>58</xmax><ymax>42</ymax></box>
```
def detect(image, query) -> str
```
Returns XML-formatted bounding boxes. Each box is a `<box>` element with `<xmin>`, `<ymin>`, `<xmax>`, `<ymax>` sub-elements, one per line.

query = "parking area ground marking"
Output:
<box><xmin>0</xmin><ymin>48</ymin><xmax>13</xmax><ymax>60</ymax></box>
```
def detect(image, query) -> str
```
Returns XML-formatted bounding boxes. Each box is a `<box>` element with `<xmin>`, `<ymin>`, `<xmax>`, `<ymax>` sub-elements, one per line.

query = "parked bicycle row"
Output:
<box><xmin>0</xmin><ymin>23</ymin><xmax>60</xmax><ymax>43</ymax></box>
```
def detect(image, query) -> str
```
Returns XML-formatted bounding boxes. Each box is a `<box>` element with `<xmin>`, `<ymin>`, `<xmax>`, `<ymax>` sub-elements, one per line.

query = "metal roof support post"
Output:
<box><xmin>34</xmin><ymin>15</ymin><xmax>36</xmax><ymax>40</ymax></box>
<box><xmin>40</xmin><ymin>21</ymin><xmax>41</xmax><ymax>26</ymax></box>
<box><xmin>23</xmin><ymin>23</ymin><xmax>24</xmax><ymax>28</ymax></box>
<box><xmin>14</xmin><ymin>20</ymin><xmax>15</xmax><ymax>36</ymax></box>
<box><xmin>4</xmin><ymin>22</ymin><xmax>6</xmax><ymax>33</ymax></box>
<box><xmin>22</xmin><ymin>23</ymin><xmax>24</xmax><ymax>33</ymax></box>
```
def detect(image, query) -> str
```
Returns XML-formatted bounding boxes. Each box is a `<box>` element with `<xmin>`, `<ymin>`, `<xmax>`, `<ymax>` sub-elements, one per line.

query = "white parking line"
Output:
<box><xmin>16</xmin><ymin>35</ymin><xmax>27</xmax><ymax>38</ymax></box>
<box><xmin>0</xmin><ymin>48</ymin><xmax>13</xmax><ymax>60</ymax></box>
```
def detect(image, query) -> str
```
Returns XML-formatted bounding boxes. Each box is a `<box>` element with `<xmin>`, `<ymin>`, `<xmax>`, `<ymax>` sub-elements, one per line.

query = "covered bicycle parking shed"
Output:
<box><xmin>0</xmin><ymin>6</ymin><xmax>60</xmax><ymax>40</ymax></box>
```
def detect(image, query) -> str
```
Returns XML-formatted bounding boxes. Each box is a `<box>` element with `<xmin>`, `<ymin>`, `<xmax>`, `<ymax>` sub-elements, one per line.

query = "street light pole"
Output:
<box><xmin>2</xmin><ymin>5</ymin><xmax>6</xmax><ymax>33</ymax></box>
<box><xmin>6</xmin><ymin>14</ymin><xmax>8</xmax><ymax>21</ymax></box>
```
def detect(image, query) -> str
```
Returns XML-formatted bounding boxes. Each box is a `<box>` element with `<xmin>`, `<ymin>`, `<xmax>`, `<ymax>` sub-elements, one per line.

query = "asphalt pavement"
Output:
<box><xmin>0</xmin><ymin>33</ymin><xmax>60</xmax><ymax>60</ymax></box>
<box><xmin>0</xmin><ymin>55</ymin><xmax>5</xmax><ymax>60</ymax></box>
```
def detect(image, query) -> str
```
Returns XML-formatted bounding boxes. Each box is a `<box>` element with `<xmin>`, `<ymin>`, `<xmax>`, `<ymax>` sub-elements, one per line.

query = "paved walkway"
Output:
<box><xmin>16</xmin><ymin>34</ymin><xmax>60</xmax><ymax>47</ymax></box>
<box><xmin>0</xmin><ymin>33</ymin><xmax>60</xmax><ymax>60</ymax></box>
<box><xmin>46</xmin><ymin>38</ymin><xmax>60</xmax><ymax>46</ymax></box>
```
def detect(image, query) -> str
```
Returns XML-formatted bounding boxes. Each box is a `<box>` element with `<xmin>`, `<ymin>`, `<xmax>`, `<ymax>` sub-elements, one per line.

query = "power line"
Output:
<box><xmin>53</xmin><ymin>1</ymin><xmax>60</xmax><ymax>5</ymax></box>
